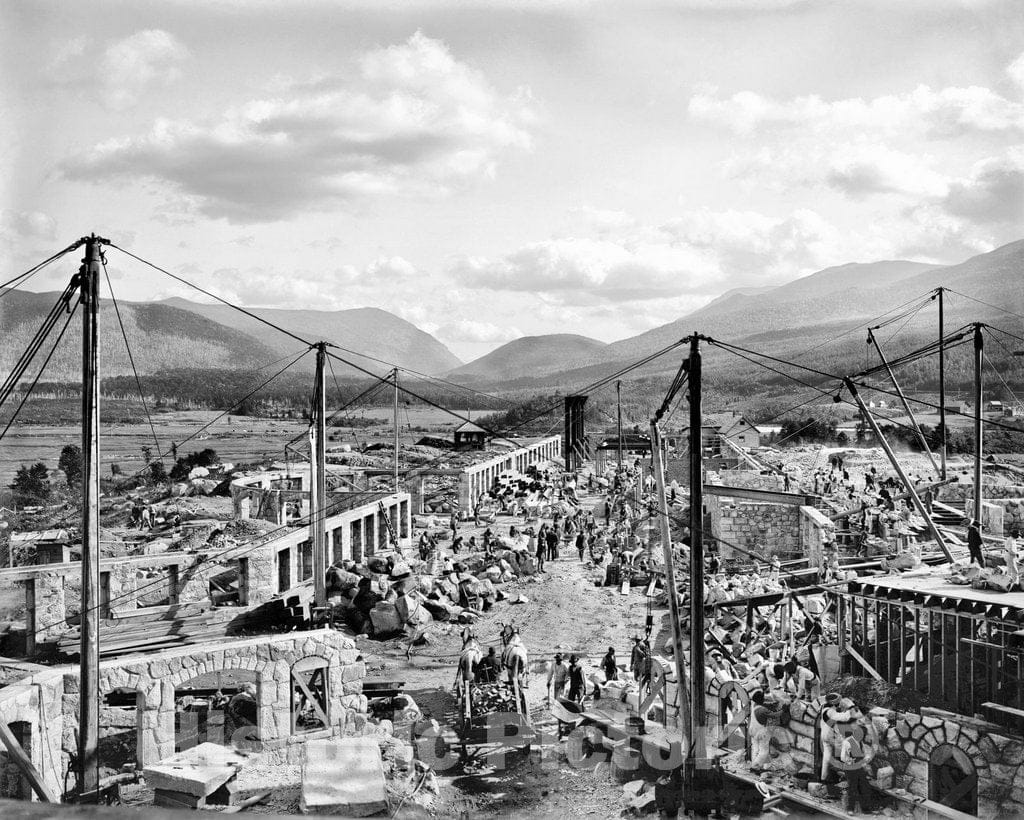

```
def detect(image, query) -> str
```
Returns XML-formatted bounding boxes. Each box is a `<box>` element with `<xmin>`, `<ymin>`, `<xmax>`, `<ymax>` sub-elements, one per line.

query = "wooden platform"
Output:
<box><xmin>851</xmin><ymin>569</ymin><xmax>1024</xmax><ymax>613</ymax></box>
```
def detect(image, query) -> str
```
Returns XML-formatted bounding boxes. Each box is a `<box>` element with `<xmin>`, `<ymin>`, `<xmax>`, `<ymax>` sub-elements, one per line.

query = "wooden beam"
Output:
<box><xmin>845</xmin><ymin>643</ymin><xmax>883</xmax><ymax>681</ymax></box>
<box><xmin>828</xmin><ymin>477</ymin><xmax>957</xmax><ymax>521</ymax></box>
<box><xmin>702</xmin><ymin>484</ymin><xmax>816</xmax><ymax>506</ymax></box>
<box><xmin>0</xmin><ymin>720</ymin><xmax>59</xmax><ymax>802</ymax></box>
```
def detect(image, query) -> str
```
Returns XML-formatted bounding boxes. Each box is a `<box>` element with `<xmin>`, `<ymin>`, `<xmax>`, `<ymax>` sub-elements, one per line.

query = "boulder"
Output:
<box><xmin>369</xmin><ymin>603</ymin><xmax>403</xmax><ymax>635</ymax></box>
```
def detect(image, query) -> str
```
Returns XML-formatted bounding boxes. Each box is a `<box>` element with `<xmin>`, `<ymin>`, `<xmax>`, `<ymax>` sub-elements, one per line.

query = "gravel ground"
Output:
<box><xmin>359</xmin><ymin>489</ymin><xmax>655</xmax><ymax>818</ymax></box>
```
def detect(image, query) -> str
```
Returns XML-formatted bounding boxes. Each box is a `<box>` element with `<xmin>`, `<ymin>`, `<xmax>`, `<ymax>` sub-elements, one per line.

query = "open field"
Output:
<box><xmin>0</xmin><ymin>406</ymin><xmax>476</xmax><ymax>488</ymax></box>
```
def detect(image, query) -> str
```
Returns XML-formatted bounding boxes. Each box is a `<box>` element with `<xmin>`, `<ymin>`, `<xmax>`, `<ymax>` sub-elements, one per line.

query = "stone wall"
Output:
<box><xmin>942</xmin><ymin>482</ymin><xmax>1024</xmax><ymax>502</ymax></box>
<box><xmin>799</xmin><ymin>506</ymin><xmax>835</xmax><ymax>569</ymax></box>
<box><xmin>702</xmin><ymin>674</ymin><xmax>1024</xmax><ymax>819</ymax></box>
<box><xmin>457</xmin><ymin>436</ymin><xmax>562</xmax><ymax>516</ymax></box>
<box><xmin>0</xmin><ymin>629</ymin><xmax>366</xmax><ymax>799</ymax></box>
<box><xmin>709</xmin><ymin>498</ymin><xmax>801</xmax><ymax>560</ymax></box>
<box><xmin>707</xmin><ymin>470</ymin><xmax>786</xmax><ymax>492</ymax></box>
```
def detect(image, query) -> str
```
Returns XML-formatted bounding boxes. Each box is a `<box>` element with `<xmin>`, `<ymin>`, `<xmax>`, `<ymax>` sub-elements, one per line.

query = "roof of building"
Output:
<box><xmin>454</xmin><ymin>421</ymin><xmax>487</xmax><ymax>435</ymax></box>
<box><xmin>597</xmin><ymin>433</ymin><xmax>652</xmax><ymax>450</ymax></box>
<box><xmin>704</xmin><ymin>412</ymin><xmax>760</xmax><ymax>432</ymax></box>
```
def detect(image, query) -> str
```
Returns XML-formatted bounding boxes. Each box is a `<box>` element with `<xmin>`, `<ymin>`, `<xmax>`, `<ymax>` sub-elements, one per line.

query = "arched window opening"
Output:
<box><xmin>929</xmin><ymin>743</ymin><xmax>978</xmax><ymax>816</ymax></box>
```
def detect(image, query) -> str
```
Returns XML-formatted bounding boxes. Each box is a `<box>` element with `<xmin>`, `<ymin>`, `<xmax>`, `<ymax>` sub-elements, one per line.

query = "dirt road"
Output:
<box><xmin>361</xmin><ymin>497</ymin><xmax>664</xmax><ymax>817</ymax></box>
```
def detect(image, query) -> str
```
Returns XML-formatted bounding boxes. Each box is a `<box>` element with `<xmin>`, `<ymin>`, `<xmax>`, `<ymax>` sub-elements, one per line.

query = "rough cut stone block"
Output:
<box><xmin>300</xmin><ymin>737</ymin><xmax>387</xmax><ymax>816</ymax></box>
<box><xmin>144</xmin><ymin>742</ymin><xmax>247</xmax><ymax>797</ymax></box>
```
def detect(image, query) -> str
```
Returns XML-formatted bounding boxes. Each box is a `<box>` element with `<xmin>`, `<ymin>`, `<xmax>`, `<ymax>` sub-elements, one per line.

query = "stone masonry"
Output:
<box><xmin>0</xmin><ymin>629</ymin><xmax>366</xmax><ymax>799</ymax></box>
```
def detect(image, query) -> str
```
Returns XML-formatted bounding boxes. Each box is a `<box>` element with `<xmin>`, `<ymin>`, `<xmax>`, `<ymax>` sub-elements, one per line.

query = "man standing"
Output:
<box><xmin>535</xmin><ymin>530</ymin><xmax>546</xmax><ymax>573</ymax></box>
<box><xmin>967</xmin><ymin>520</ymin><xmax>985</xmax><ymax>566</ymax></box>
<box><xmin>840</xmin><ymin>723</ymin><xmax>872</xmax><ymax>814</ymax></box>
<box><xmin>546</xmin><ymin>652</ymin><xmax>569</xmax><ymax>703</ymax></box>
<box><xmin>449</xmin><ymin>511</ymin><xmax>459</xmax><ymax>541</ymax></box>
<box><xmin>819</xmin><ymin>694</ymin><xmax>852</xmax><ymax>782</ymax></box>
<box><xmin>629</xmin><ymin>637</ymin><xmax>645</xmax><ymax>680</ymax></box>
<box><xmin>477</xmin><ymin>647</ymin><xmax>499</xmax><ymax>683</ymax></box>
<box><xmin>567</xmin><ymin>655</ymin><xmax>586</xmax><ymax>704</ymax></box>
<box><xmin>600</xmin><ymin>647</ymin><xmax>618</xmax><ymax>683</ymax></box>
<box><xmin>546</xmin><ymin>525</ymin><xmax>559</xmax><ymax>561</ymax></box>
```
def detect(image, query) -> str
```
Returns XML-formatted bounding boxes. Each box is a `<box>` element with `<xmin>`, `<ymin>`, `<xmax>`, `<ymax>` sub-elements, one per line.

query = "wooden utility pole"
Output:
<box><xmin>687</xmin><ymin>334</ymin><xmax>706</xmax><ymax>762</ymax></box>
<box><xmin>649</xmin><ymin>421</ymin><xmax>690</xmax><ymax>748</ymax></box>
<box><xmin>79</xmin><ymin>234</ymin><xmax>103</xmax><ymax>798</ymax></box>
<box><xmin>393</xmin><ymin>368</ymin><xmax>400</xmax><ymax>492</ymax></box>
<box><xmin>867</xmin><ymin>328</ymin><xmax>939</xmax><ymax>476</ymax></box>
<box><xmin>937</xmin><ymin>288</ymin><xmax>947</xmax><ymax>479</ymax></box>
<box><xmin>845</xmin><ymin>379</ymin><xmax>953</xmax><ymax>562</ymax></box>
<box><xmin>974</xmin><ymin>324</ymin><xmax>984</xmax><ymax>532</ymax></box>
<box><xmin>617</xmin><ymin>381</ymin><xmax>623</xmax><ymax>472</ymax></box>
<box><xmin>311</xmin><ymin>343</ymin><xmax>327</xmax><ymax>609</ymax></box>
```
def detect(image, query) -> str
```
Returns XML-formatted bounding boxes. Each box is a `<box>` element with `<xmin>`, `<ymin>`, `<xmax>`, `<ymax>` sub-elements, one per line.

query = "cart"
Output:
<box><xmin>456</xmin><ymin>676</ymin><xmax>533</xmax><ymax>757</ymax></box>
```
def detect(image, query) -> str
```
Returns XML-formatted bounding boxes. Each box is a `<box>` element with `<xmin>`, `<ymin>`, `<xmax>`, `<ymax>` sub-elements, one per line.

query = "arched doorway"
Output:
<box><xmin>717</xmin><ymin>681</ymin><xmax>751</xmax><ymax>756</ymax></box>
<box><xmin>174</xmin><ymin>670</ymin><xmax>259</xmax><ymax>752</ymax></box>
<box><xmin>99</xmin><ymin>688</ymin><xmax>144</xmax><ymax>773</ymax></box>
<box><xmin>0</xmin><ymin>722</ymin><xmax>32</xmax><ymax>800</ymax></box>
<box><xmin>929</xmin><ymin>743</ymin><xmax>978</xmax><ymax>816</ymax></box>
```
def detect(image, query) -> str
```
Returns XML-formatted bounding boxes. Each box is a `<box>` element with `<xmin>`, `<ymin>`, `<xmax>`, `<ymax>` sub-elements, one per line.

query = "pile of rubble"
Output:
<box><xmin>326</xmin><ymin>548</ymin><xmax>539</xmax><ymax>638</ymax></box>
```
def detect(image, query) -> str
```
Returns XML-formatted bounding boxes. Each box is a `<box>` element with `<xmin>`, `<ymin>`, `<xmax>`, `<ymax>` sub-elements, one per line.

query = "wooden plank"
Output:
<box><xmin>220</xmin><ymin>789</ymin><xmax>271</xmax><ymax>813</ymax></box>
<box><xmin>845</xmin><ymin>644</ymin><xmax>883</xmax><ymax>681</ymax></box>
<box><xmin>0</xmin><ymin>720</ymin><xmax>59</xmax><ymax>802</ymax></box>
<box><xmin>702</xmin><ymin>484</ymin><xmax>815</xmax><ymax>506</ymax></box>
<box><xmin>291</xmin><ymin>669</ymin><xmax>329</xmax><ymax>731</ymax></box>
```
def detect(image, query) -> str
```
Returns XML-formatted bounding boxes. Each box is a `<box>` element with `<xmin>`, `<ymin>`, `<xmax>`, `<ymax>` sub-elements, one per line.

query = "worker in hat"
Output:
<box><xmin>567</xmin><ymin>654</ymin><xmax>586</xmax><ymax>704</ymax></box>
<box><xmin>600</xmin><ymin>646</ymin><xmax>618</xmax><ymax>683</ymax></box>
<box><xmin>749</xmin><ymin>689</ymin><xmax>777</xmax><ymax>771</ymax></box>
<box><xmin>967</xmin><ymin>519</ymin><xmax>985</xmax><ymax>566</ymax></box>
<box><xmin>819</xmin><ymin>693</ymin><xmax>854</xmax><ymax>782</ymax></box>
<box><xmin>546</xmin><ymin>652</ymin><xmax>568</xmax><ymax>704</ymax></box>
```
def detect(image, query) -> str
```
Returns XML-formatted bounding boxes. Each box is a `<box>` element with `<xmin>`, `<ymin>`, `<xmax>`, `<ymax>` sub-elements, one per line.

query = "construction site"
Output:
<box><xmin>1</xmin><ymin>235</ymin><xmax>1023</xmax><ymax>820</ymax></box>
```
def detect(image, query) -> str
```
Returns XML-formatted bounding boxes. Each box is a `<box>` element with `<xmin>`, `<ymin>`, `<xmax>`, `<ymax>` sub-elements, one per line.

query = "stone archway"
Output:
<box><xmin>99</xmin><ymin>688</ymin><xmax>145</xmax><ymax>773</ymax></box>
<box><xmin>716</xmin><ymin>680</ymin><xmax>751</xmax><ymax>755</ymax></box>
<box><xmin>929</xmin><ymin>743</ymin><xmax>978</xmax><ymax>816</ymax></box>
<box><xmin>0</xmin><ymin>721</ymin><xmax>33</xmax><ymax>800</ymax></box>
<box><xmin>173</xmin><ymin>670</ymin><xmax>260</xmax><ymax>753</ymax></box>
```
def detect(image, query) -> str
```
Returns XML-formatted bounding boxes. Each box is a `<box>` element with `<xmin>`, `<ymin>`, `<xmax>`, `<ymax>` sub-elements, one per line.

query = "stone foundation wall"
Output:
<box><xmin>942</xmin><ymin>482</ymin><xmax>1024</xmax><ymax>502</ymax></box>
<box><xmin>707</xmin><ymin>470</ymin><xmax>786</xmax><ymax>492</ymax></box>
<box><xmin>703</xmin><ymin>675</ymin><xmax>1024</xmax><ymax>819</ymax></box>
<box><xmin>0</xmin><ymin>629</ymin><xmax>366</xmax><ymax>799</ymax></box>
<box><xmin>799</xmin><ymin>506</ymin><xmax>835</xmax><ymax>569</ymax></box>
<box><xmin>710</xmin><ymin>501</ymin><xmax>801</xmax><ymax>560</ymax></box>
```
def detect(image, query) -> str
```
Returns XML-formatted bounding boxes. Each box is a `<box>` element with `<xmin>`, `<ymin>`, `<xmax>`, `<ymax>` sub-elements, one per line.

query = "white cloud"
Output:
<box><xmin>363</xmin><ymin>256</ymin><xmax>418</xmax><ymax>284</ymax></box>
<box><xmin>450</xmin><ymin>208</ymin><xmax>842</xmax><ymax>305</ymax></box>
<box><xmin>435</xmin><ymin>319</ymin><xmax>522</xmax><ymax>344</ymax></box>
<box><xmin>48</xmin><ymin>30</ymin><xmax>188</xmax><ymax>111</ymax></box>
<box><xmin>100</xmin><ymin>30</ymin><xmax>189</xmax><ymax>111</ymax></box>
<box><xmin>566</xmin><ymin>206</ymin><xmax>638</xmax><ymax>236</ymax></box>
<box><xmin>0</xmin><ymin>210</ymin><xmax>58</xmax><ymax>243</ymax></box>
<box><xmin>62</xmin><ymin>33</ymin><xmax>535</xmax><ymax>222</ymax></box>
<box><xmin>1008</xmin><ymin>53</ymin><xmax>1024</xmax><ymax>92</ymax></box>
<box><xmin>689</xmin><ymin>81</ymin><xmax>1024</xmax><ymax>138</ymax></box>
<box><xmin>203</xmin><ymin>255</ymin><xmax>417</xmax><ymax>308</ymax></box>
<box><xmin>824</xmin><ymin>145</ymin><xmax>949</xmax><ymax>198</ymax></box>
<box><xmin>940</xmin><ymin>149</ymin><xmax>1024</xmax><ymax>226</ymax></box>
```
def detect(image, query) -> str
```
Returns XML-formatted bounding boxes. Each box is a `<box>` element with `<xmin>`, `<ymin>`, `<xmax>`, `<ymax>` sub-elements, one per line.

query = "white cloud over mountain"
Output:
<box><xmin>689</xmin><ymin>78</ymin><xmax>1024</xmax><ymax>138</ymax></box>
<box><xmin>449</xmin><ymin>208</ymin><xmax>841</xmax><ymax>305</ymax></box>
<box><xmin>203</xmin><ymin>255</ymin><xmax>418</xmax><ymax>309</ymax></box>
<box><xmin>61</xmin><ymin>33</ymin><xmax>534</xmax><ymax>222</ymax></box>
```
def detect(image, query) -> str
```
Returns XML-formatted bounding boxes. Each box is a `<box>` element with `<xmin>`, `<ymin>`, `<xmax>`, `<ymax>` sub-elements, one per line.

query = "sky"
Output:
<box><xmin>2</xmin><ymin>0</ymin><xmax>1023</xmax><ymax>362</ymax></box>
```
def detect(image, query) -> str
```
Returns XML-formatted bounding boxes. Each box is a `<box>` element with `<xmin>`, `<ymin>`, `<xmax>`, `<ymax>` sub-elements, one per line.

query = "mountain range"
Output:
<box><xmin>2</xmin><ymin>239</ymin><xmax>1022</xmax><ymax>403</ymax></box>
<box><xmin>447</xmin><ymin>240</ymin><xmax>1024</xmax><ymax>390</ymax></box>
